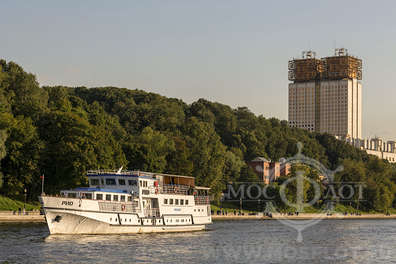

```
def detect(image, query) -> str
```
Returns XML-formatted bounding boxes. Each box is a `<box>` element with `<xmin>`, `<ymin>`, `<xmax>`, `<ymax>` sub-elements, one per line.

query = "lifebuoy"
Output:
<box><xmin>155</xmin><ymin>187</ymin><xmax>159</xmax><ymax>194</ymax></box>
<box><xmin>121</xmin><ymin>204</ymin><xmax>126</xmax><ymax>211</ymax></box>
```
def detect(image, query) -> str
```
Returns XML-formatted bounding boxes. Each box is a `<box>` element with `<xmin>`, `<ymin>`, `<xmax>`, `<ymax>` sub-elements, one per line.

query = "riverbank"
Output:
<box><xmin>0</xmin><ymin>211</ymin><xmax>45</xmax><ymax>223</ymax></box>
<box><xmin>212</xmin><ymin>213</ymin><xmax>396</xmax><ymax>220</ymax></box>
<box><xmin>0</xmin><ymin>195</ymin><xmax>41</xmax><ymax>211</ymax></box>
<box><xmin>2</xmin><ymin>211</ymin><xmax>396</xmax><ymax>223</ymax></box>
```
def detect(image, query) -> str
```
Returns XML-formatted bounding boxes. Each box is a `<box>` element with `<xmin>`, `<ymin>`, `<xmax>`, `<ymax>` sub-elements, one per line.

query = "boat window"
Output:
<box><xmin>175</xmin><ymin>199</ymin><xmax>179</xmax><ymax>205</ymax></box>
<box><xmin>106</xmin><ymin>178</ymin><xmax>116</xmax><ymax>185</ymax></box>
<box><xmin>84</xmin><ymin>193</ymin><xmax>92</xmax><ymax>199</ymax></box>
<box><xmin>96</xmin><ymin>194</ymin><xmax>103</xmax><ymax>200</ymax></box>
<box><xmin>101</xmin><ymin>178</ymin><xmax>104</xmax><ymax>185</ymax></box>
<box><xmin>67</xmin><ymin>193</ymin><xmax>77</xmax><ymax>198</ymax></box>
<box><xmin>164</xmin><ymin>199</ymin><xmax>168</xmax><ymax>205</ymax></box>
<box><xmin>128</xmin><ymin>179</ymin><xmax>137</xmax><ymax>186</ymax></box>
<box><xmin>113</xmin><ymin>195</ymin><xmax>118</xmax><ymax>201</ymax></box>
<box><xmin>106</xmin><ymin>194</ymin><xmax>111</xmax><ymax>201</ymax></box>
<box><xmin>180</xmin><ymin>199</ymin><xmax>184</xmax><ymax>205</ymax></box>
<box><xmin>90</xmin><ymin>179</ymin><xmax>100</xmax><ymax>185</ymax></box>
<box><xmin>118</xmin><ymin>179</ymin><xmax>126</xmax><ymax>185</ymax></box>
<box><xmin>143</xmin><ymin>181</ymin><xmax>147</xmax><ymax>187</ymax></box>
<box><xmin>139</xmin><ymin>181</ymin><xmax>142</xmax><ymax>187</ymax></box>
<box><xmin>120</xmin><ymin>195</ymin><xmax>125</xmax><ymax>202</ymax></box>
<box><xmin>169</xmin><ymin>199</ymin><xmax>174</xmax><ymax>205</ymax></box>
<box><xmin>185</xmin><ymin>200</ymin><xmax>188</xmax><ymax>205</ymax></box>
<box><xmin>128</xmin><ymin>196</ymin><xmax>132</xmax><ymax>202</ymax></box>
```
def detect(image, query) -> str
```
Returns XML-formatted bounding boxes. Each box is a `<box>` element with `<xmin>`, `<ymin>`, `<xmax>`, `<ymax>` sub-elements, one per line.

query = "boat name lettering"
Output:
<box><xmin>61</xmin><ymin>201</ymin><xmax>74</xmax><ymax>206</ymax></box>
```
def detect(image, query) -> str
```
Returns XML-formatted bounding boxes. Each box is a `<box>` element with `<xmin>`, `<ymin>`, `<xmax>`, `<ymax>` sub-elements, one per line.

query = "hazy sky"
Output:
<box><xmin>1</xmin><ymin>0</ymin><xmax>395</xmax><ymax>139</ymax></box>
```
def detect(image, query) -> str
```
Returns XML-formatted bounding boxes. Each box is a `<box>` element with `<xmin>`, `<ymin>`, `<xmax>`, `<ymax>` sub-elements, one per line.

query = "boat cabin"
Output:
<box><xmin>60</xmin><ymin>170</ymin><xmax>205</xmax><ymax>197</ymax></box>
<box><xmin>58</xmin><ymin>170</ymin><xmax>210</xmax><ymax>216</ymax></box>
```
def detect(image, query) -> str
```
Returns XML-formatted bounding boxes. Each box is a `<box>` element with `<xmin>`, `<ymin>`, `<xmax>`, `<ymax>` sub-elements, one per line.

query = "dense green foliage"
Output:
<box><xmin>0</xmin><ymin>59</ymin><xmax>395</xmax><ymax>212</ymax></box>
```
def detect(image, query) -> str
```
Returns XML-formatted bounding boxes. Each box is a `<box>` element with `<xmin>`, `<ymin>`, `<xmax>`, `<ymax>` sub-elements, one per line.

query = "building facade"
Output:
<box><xmin>288</xmin><ymin>49</ymin><xmax>362</xmax><ymax>139</ymax></box>
<box><xmin>247</xmin><ymin>157</ymin><xmax>291</xmax><ymax>184</ymax></box>
<box><xmin>346</xmin><ymin>137</ymin><xmax>396</xmax><ymax>163</ymax></box>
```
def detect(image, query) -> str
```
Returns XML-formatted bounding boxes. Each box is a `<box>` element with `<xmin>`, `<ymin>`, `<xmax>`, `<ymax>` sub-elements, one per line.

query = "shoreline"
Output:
<box><xmin>1</xmin><ymin>211</ymin><xmax>396</xmax><ymax>223</ymax></box>
<box><xmin>212</xmin><ymin>213</ymin><xmax>396</xmax><ymax>221</ymax></box>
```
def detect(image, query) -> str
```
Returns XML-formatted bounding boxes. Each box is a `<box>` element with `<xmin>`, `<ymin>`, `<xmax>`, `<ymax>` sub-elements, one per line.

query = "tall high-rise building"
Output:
<box><xmin>288</xmin><ymin>49</ymin><xmax>362</xmax><ymax>139</ymax></box>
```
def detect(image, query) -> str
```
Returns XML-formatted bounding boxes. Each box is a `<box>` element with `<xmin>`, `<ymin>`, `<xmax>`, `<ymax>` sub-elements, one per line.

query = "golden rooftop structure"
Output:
<box><xmin>288</xmin><ymin>48</ymin><xmax>362</xmax><ymax>82</ymax></box>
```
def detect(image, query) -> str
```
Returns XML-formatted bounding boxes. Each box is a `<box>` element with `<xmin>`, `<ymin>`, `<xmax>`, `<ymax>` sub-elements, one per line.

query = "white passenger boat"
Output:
<box><xmin>39</xmin><ymin>170</ymin><xmax>212</xmax><ymax>234</ymax></box>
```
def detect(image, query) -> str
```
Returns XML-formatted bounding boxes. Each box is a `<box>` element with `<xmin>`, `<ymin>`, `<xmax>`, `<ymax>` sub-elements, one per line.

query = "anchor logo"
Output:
<box><xmin>274</xmin><ymin>142</ymin><xmax>343</xmax><ymax>242</ymax></box>
<box><xmin>279</xmin><ymin>170</ymin><xmax>321</xmax><ymax>213</ymax></box>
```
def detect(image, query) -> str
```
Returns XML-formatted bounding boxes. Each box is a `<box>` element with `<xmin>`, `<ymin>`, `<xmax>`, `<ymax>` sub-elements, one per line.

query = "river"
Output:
<box><xmin>1</xmin><ymin>219</ymin><xmax>395</xmax><ymax>263</ymax></box>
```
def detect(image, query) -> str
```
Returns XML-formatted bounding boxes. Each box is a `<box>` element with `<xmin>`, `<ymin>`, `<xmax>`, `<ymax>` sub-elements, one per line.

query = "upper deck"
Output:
<box><xmin>87</xmin><ymin>170</ymin><xmax>195</xmax><ymax>185</ymax></box>
<box><xmin>84</xmin><ymin>170</ymin><xmax>209</xmax><ymax>198</ymax></box>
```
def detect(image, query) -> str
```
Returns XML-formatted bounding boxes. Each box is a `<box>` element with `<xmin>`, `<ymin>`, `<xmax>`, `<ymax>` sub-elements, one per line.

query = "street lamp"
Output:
<box><xmin>24</xmin><ymin>188</ymin><xmax>27</xmax><ymax>214</ymax></box>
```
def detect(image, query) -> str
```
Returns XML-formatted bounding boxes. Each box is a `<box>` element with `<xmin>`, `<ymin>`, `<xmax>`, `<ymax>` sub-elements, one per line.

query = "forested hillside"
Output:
<box><xmin>0</xmin><ymin>59</ymin><xmax>395</xmax><ymax>211</ymax></box>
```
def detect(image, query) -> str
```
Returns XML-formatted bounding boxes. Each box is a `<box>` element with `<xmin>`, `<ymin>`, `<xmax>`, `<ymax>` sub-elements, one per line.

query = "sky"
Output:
<box><xmin>1</xmin><ymin>0</ymin><xmax>396</xmax><ymax>139</ymax></box>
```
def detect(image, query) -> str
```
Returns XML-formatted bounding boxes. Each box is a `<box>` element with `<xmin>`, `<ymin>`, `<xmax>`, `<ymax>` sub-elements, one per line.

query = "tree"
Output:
<box><xmin>0</xmin><ymin>60</ymin><xmax>48</xmax><ymax>120</ymax></box>
<box><xmin>166</xmin><ymin>136</ymin><xmax>193</xmax><ymax>176</ymax></box>
<box><xmin>38</xmin><ymin>111</ymin><xmax>96</xmax><ymax>192</ymax></box>
<box><xmin>184</xmin><ymin>117</ymin><xmax>227</xmax><ymax>197</ymax></box>
<box><xmin>124</xmin><ymin>127</ymin><xmax>175</xmax><ymax>172</ymax></box>
<box><xmin>0</xmin><ymin>116</ymin><xmax>43</xmax><ymax>198</ymax></box>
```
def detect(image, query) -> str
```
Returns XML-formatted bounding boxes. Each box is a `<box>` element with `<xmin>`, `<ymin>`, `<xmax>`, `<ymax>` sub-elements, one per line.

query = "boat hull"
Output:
<box><xmin>44</xmin><ymin>209</ymin><xmax>207</xmax><ymax>235</ymax></box>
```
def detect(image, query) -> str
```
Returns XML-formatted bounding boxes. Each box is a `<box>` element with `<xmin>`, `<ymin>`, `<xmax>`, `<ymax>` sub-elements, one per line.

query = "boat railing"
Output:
<box><xmin>42</xmin><ymin>194</ymin><xmax>95</xmax><ymax>201</ymax></box>
<box><xmin>144</xmin><ymin>208</ymin><xmax>160</xmax><ymax>217</ymax></box>
<box><xmin>87</xmin><ymin>170</ymin><xmax>137</xmax><ymax>175</ymax></box>
<box><xmin>160</xmin><ymin>184</ymin><xmax>191</xmax><ymax>195</ymax></box>
<box><xmin>194</xmin><ymin>196</ymin><xmax>210</xmax><ymax>205</ymax></box>
<box><xmin>42</xmin><ymin>195</ymin><xmax>140</xmax><ymax>212</ymax></box>
<box><xmin>98</xmin><ymin>201</ymin><xmax>139</xmax><ymax>213</ymax></box>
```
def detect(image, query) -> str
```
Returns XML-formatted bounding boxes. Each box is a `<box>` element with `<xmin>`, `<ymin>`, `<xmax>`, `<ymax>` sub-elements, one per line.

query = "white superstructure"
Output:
<box><xmin>39</xmin><ymin>170</ymin><xmax>211</xmax><ymax>234</ymax></box>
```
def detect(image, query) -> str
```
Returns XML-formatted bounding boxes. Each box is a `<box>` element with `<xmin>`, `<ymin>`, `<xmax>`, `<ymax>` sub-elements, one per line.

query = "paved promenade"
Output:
<box><xmin>0</xmin><ymin>211</ymin><xmax>45</xmax><ymax>223</ymax></box>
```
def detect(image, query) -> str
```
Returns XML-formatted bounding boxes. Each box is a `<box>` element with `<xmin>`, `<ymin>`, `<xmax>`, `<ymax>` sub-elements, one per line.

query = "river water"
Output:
<box><xmin>1</xmin><ymin>219</ymin><xmax>396</xmax><ymax>263</ymax></box>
